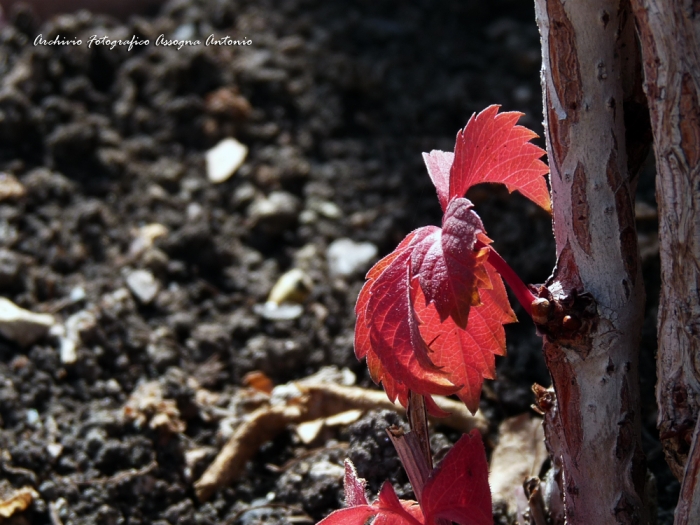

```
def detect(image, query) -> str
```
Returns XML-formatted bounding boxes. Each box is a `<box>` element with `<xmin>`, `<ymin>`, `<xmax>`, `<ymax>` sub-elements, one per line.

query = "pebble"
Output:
<box><xmin>172</xmin><ymin>23</ymin><xmax>196</xmax><ymax>41</ymax></box>
<box><xmin>299</xmin><ymin>209</ymin><xmax>317</xmax><ymax>224</ymax></box>
<box><xmin>46</xmin><ymin>442</ymin><xmax>63</xmax><ymax>459</ymax></box>
<box><xmin>205</xmin><ymin>138</ymin><xmax>248</xmax><ymax>183</ymax></box>
<box><xmin>69</xmin><ymin>286</ymin><xmax>86</xmax><ymax>303</ymax></box>
<box><xmin>247</xmin><ymin>191</ymin><xmax>301</xmax><ymax>233</ymax></box>
<box><xmin>0</xmin><ymin>297</ymin><xmax>54</xmax><ymax>346</ymax></box>
<box><xmin>0</xmin><ymin>172</ymin><xmax>26</xmax><ymax>201</ymax></box>
<box><xmin>125</xmin><ymin>269</ymin><xmax>161</xmax><ymax>304</ymax></box>
<box><xmin>316</xmin><ymin>201</ymin><xmax>342</xmax><ymax>219</ymax></box>
<box><xmin>253</xmin><ymin>301</ymin><xmax>303</xmax><ymax>321</ymax></box>
<box><xmin>129</xmin><ymin>223</ymin><xmax>168</xmax><ymax>257</ymax></box>
<box><xmin>307</xmin><ymin>197</ymin><xmax>342</xmax><ymax>219</ymax></box>
<box><xmin>26</xmin><ymin>408</ymin><xmax>40</xmax><ymax>425</ymax></box>
<box><xmin>186</xmin><ymin>202</ymin><xmax>204</xmax><ymax>221</ymax></box>
<box><xmin>326</xmin><ymin>238</ymin><xmax>378</xmax><ymax>277</ymax></box>
<box><xmin>232</xmin><ymin>182</ymin><xmax>257</xmax><ymax>207</ymax></box>
<box><xmin>267</xmin><ymin>268</ymin><xmax>312</xmax><ymax>304</ymax></box>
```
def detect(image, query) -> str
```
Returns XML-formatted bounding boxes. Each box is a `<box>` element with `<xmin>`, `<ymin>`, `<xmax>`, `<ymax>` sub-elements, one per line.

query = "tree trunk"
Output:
<box><xmin>629</xmin><ymin>1</ymin><xmax>700</xmax><ymax>522</ymax></box>
<box><xmin>533</xmin><ymin>1</ymin><xmax>650</xmax><ymax>523</ymax></box>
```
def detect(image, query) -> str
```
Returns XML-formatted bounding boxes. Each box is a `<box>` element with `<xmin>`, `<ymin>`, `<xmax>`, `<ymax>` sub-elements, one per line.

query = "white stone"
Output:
<box><xmin>126</xmin><ymin>269</ymin><xmax>161</xmax><ymax>304</ymax></box>
<box><xmin>206</xmin><ymin>138</ymin><xmax>248</xmax><ymax>183</ymax></box>
<box><xmin>0</xmin><ymin>297</ymin><xmax>54</xmax><ymax>346</ymax></box>
<box><xmin>47</xmin><ymin>443</ymin><xmax>63</xmax><ymax>459</ymax></box>
<box><xmin>69</xmin><ymin>286</ymin><xmax>86</xmax><ymax>302</ymax></box>
<box><xmin>253</xmin><ymin>301</ymin><xmax>303</xmax><ymax>321</ymax></box>
<box><xmin>267</xmin><ymin>268</ymin><xmax>312</xmax><ymax>304</ymax></box>
<box><xmin>129</xmin><ymin>223</ymin><xmax>168</xmax><ymax>257</ymax></box>
<box><xmin>326</xmin><ymin>238</ymin><xmax>378</xmax><ymax>277</ymax></box>
<box><xmin>26</xmin><ymin>408</ymin><xmax>39</xmax><ymax>425</ymax></box>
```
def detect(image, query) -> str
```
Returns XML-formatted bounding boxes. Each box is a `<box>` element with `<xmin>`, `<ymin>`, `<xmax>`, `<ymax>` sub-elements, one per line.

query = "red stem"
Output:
<box><xmin>477</xmin><ymin>241</ymin><xmax>536</xmax><ymax>316</ymax></box>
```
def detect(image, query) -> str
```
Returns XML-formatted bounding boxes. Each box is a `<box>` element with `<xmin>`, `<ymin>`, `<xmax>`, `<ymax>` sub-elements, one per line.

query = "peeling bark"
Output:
<box><xmin>629</xmin><ymin>0</ymin><xmax>700</xmax><ymax>520</ymax></box>
<box><xmin>534</xmin><ymin>1</ymin><xmax>650</xmax><ymax>523</ymax></box>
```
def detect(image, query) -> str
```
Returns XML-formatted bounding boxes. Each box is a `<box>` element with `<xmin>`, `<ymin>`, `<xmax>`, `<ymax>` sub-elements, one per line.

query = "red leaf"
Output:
<box><xmin>411</xmin><ymin>198</ymin><xmax>487</xmax><ymax>329</ymax></box>
<box><xmin>372</xmin><ymin>502</ymin><xmax>425</xmax><ymax>525</ymax></box>
<box><xmin>375</xmin><ymin>482</ymin><xmax>425</xmax><ymax>525</ymax></box>
<box><xmin>317</xmin><ymin>506</ymin><xmax>379</xmax><ymax>525</ymax></box>
<box><xmin>355</xmin><ymin>106</ymin><xmax>542</xmax><ymax>415</ymax></box>
<box><xmin>421</xmin><ymin>430</ymin><xmax>493</xmax><ymax>525</ymax></box>
<box><xmin>357</xmin><ymin>227</ymin><xmax>458</xmax><ymax>398</ymax></box>
<box><xmin>320</xmin><ymin>437</ymin><xmax>492</xmax><ymax>525</ymax></box>
<box><xmin>320</xmin><ymin>463</ymin><xmax>424</xmax><ymax>525</ymax></box>
<box><xmin>355</xmin><ymin>230</ymin><xmax>430</xmax><ymax>361</ymax></box>
<box><xmin>343</xmin><ymin>460</ymin><xmax>368</xmax><ymax>507</ymax></box>
<box><xmin>422</xmin><ymin>150</ymin><xmax>453</xmax><ymax>211</ymax></box>
<box><xmin>434</xmin><ymin>105</ymin><xmax>549</xmax><ymax>211</ymax></box>
<box><xmin>414</xmin><ymin>262</ymin><xmax>516</xmax><ymax>413</ymax></box>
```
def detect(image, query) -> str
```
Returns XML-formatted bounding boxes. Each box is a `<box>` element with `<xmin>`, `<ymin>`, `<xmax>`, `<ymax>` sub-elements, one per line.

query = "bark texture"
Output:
<box><xmin>534</xmin><ymin>1</ymin><xmax>650</xmax><ymax>523</ymax></box>
<box><xmin>629</xmin><ymin>0</ymin><xmax>700</xmax><ymax>520</ymax></box>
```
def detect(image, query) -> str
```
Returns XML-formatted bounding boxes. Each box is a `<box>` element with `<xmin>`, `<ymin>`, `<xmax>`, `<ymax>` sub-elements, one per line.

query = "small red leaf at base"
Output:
<box><xmin>422</xmin><ymin>430</ymin><xmax>492</xmax><ymax>525</ymax></box>
<box><xmin>317</xmin><ymin>506</ymin><xmax>379</xmax><ymax>525</ymax></box>
<box><xmin>343</xmin><ymin>460</ymin><xmax>368</xmax><ymax>507</ymax></box>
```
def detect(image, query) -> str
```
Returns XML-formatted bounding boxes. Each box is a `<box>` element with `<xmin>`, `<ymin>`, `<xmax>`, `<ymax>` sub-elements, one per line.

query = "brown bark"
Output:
<box><xmin>534</xmin><ymin>1</ymin><xmax>650</xmax><ymax>523</ymax></box>
<box><xmin>629</xmin><ymin>0</ymin><xmax>700</xmax><ymax>521</ymax></box>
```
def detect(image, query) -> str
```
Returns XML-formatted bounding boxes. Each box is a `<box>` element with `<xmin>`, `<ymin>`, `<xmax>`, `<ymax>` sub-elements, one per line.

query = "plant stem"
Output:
<box><xmin>477</xmin><ymin>241</ymin><xmax>536</xmax><ymax>316</ymax></box>
<box><xmin>387</xmin><ymin>428</ymin><xmax>430</xmax><ymax>503</ymax></box>
<box><xmin>407</xmin><ymin>391</ymin><xmax>433</xmax><ymax>470</ymax></box>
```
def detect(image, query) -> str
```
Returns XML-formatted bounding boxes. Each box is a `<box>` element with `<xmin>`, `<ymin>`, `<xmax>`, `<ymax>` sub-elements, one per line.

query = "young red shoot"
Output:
<box><xmin>355</xmin><ymin>105</ymin><xmax>550</xmax><ymax>413</ymax></box>
<box><xmin>319</xmin><ymin>431</ymin><xmax>492</xmax><ymax>525</ymax></box>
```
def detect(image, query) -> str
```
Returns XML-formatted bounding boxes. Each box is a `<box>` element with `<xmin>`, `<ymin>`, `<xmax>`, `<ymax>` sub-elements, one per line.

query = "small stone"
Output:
<box><xmin>307</xmin><ymin>197</ymin><xmax>342</xmax><ymax>219</ymax></box>
<box><xmin>46</xmin><ymin>443</ymin><xmax>63</xmax><ymax>459</ymax></box>
<box><xmin>26</xmin><ymin>408</ymin><xmax>39</xmax><ymax>425</ymax></box>
<box><xmin>172</xmin><ymin>23</ymin><xmax>196</xmax><ymax>41</ymax></box>
<box><xmin>253</xmin><ymin>301</ymin><xmax>303</xmax><ymax>321</ymax></box>
<box><xmin>316</xmin><ymin>201</ymin><xmax>342</xmax><ymax>219</ymax></box>
<box><xmin>141</xmin><ymin>248</ymin><xmax>169</xmax><ymax>273</ymax></box>
<box><xmin>69</xmin><ymin>286</ymin><xmax>86</xmax><ymax>303</ymax></box>
<box><xmin>0</xmin><ymin>172</ymin><xmax>26</xmax><ymax>201</ymax></box>
<box><xmin>0</xmin><ymin>297</ymin><xmax>54</xmax><ymax>346</ymax></box>
<box><xmin>248</xmin><ymin>191</ymin><xmax>301</xmax><ymax>234</ymax></box>
<box><xmin>267</xmin><ymin>269</ymin><xmax>312</xmax><ymax>304</ymax></box>
<box><xmin>125</xmin><ymin>269</ymin><xmax>161</xmax><ymax>304</ymax></box>
<box><xmin>299</xmin><ymin>209</ymin><xmax>317</xmax><ymax>224</ymax></box>
<box><xmin>129</xmin><ymin>223</ymin><xmax>168</xmax><ymax>257</ymax></box>
<box><xmin>206</xmin><ymin>138</ymin><xmax>248</xmax><ymax>183</ymax></box>
<box><xmin>104</xmin><ymin>379</ymin><xmax>122</xmax><ymax>394</ymax></box>
<box><xmin>187</xmin><ymin>202</ymin><xmax>204</xmax><ymax>221</ymax></box>
<box><xmin>232</xmin><ymin>183</ymin><xmax>257</xmax><ymax>207</ymax></box>
<box><xmin>326</xmin><ymin>238</ymin><xmax>378</xmax><ymax>277</ymax></box>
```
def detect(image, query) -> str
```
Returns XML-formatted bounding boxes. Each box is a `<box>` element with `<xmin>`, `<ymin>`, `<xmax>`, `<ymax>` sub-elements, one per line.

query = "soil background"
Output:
<box><xmin>0</xmin><ymin>0</ymin><xmax>674</xmax><ymax>524</ymax></box>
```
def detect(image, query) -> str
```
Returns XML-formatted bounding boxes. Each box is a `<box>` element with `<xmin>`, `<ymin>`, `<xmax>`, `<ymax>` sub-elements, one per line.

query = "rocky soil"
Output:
<box><xmin>0</xmin><ymin>0</ymin><xmax>672</xmax><ymax>524</ymax></box>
